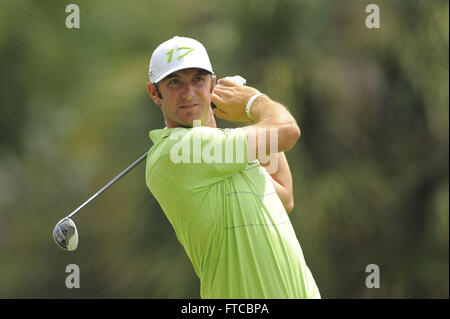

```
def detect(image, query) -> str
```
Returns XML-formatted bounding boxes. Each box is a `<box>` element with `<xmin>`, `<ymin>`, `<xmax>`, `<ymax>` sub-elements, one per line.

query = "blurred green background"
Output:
<box><xmin>0</xmin><ymin>0</ymin><xmax>448</xmax><ymax>298</ymax></box>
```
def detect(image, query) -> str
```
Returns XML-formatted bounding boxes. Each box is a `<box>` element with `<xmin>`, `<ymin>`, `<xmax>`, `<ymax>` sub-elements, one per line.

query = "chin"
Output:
<box><xmin>182</xmin><ymin>114</ymin><xmax>205</xmax><ymax>127</ymax></box>
<box><xmin>176</xmin><ymin>118</ymin><xmax>201</xmax><ymax>128</ymax></box>
<box><xmin>174</xmin><ymin>108</ymin><xmax>210</xmax><ymax>128</ymax></box>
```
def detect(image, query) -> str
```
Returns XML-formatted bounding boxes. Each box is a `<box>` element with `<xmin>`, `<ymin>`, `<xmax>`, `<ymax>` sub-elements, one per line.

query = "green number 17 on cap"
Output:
<box><xmin>166</xmin><ymin>47</ymin><xmax>195</xmax><ymax>63</ymax></box>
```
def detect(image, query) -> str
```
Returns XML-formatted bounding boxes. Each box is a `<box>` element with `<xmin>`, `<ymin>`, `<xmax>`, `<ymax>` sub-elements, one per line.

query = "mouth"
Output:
<box><xmin>179</xmin><ymin>104</ymin><xmax>199</xmax><ymax>110</ymax></box>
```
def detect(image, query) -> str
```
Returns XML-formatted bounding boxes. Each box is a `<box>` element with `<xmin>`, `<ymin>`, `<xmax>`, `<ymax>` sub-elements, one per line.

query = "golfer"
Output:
<box><xmin>145</xmin><ymin>36</ymin><xmax>320</xmax><ymax>299</ymax></box>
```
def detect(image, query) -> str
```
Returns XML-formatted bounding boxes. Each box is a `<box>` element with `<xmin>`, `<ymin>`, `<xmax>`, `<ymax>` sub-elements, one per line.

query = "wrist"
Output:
<box><xmin>246</xmin><ymin>93</ymin><xmax>266</xmax><ymax>120</ymax></box>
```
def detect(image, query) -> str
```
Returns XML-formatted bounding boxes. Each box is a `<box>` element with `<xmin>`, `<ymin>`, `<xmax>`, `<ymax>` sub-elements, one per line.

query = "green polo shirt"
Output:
<box><xmin>145</xmin><ymin>126</ymin><xmax>320</xmax><ymax>299</ymax></box>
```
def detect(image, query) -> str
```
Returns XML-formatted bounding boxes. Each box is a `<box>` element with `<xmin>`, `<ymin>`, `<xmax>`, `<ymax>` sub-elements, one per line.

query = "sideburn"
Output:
<box><xmin>154</xmin><ymin>84</ymin><xmax>163</xmax><ymax>99</ymax></box>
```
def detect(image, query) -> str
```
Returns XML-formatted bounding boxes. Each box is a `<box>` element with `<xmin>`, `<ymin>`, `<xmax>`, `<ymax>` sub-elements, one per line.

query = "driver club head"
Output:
<box><xmin>53</xmin><ymin>218</ymin><xmax>78</xmax><ymax>251</ymax></box>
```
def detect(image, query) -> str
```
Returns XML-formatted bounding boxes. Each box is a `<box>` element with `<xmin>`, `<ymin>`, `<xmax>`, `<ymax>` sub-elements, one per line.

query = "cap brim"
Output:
<box><xmin>152</xmin><ymin>65</ymin><xmax>214</xmax><ymax>83</ymax></box>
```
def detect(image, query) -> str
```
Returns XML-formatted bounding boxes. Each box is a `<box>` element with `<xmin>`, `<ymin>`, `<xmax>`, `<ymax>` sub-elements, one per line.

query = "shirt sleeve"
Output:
<box><xmin>167</xmin><ymin>126</ymin><xmax>249</xmax><ymax>187</ymax></box>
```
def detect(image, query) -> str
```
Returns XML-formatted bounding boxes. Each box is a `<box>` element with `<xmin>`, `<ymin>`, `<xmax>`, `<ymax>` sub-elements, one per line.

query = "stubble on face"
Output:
<box><xmin>157</xmin><ymin>68</ymin><xmax>216</xmax><ymax>128</ymax></box>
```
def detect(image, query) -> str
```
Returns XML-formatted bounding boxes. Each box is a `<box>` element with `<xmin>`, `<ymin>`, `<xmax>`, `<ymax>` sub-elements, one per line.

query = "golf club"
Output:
<box><xmin>54</xmin><ymin>75</ymin><xmax>245</xmax><ymax>251</ymax></box>
<box><xmin>53</xmin><ymin>151</ymin><xmax>149</xmax><ymax>251</ymax></box>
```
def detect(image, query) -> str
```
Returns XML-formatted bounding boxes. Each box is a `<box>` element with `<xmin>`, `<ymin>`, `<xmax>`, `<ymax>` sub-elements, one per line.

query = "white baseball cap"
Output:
<box><xmin>149</xmin><ymin>36</ymin><xmax>214</xmax><ymax>83</ymax></box>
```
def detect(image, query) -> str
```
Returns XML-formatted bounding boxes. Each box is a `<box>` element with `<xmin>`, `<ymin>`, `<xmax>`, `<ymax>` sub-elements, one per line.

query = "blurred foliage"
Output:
<box><xmin>0</xmin><ymin>0</ymin><xmax>448</xmax><ymax>298</ymax></box>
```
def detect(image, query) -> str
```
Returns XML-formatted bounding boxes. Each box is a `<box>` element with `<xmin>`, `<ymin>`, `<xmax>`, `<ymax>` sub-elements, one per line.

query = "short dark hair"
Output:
<box><xmin>154</xmin><ymin>83</ymin><xmax>163</xmax><ymax>99</ymax></box>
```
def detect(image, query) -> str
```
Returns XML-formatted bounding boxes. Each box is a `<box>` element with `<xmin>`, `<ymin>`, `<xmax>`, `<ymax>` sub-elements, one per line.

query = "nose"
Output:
<box><xmin>180</xmin><ymin>81</ymin><xmax>194</xmax><ymax>99</ymax></box>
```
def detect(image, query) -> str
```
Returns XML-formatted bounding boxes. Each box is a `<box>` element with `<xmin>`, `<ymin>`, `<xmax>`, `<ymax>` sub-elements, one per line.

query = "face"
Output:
<box><xmin>147</xmin><ymin>68</ymin><xmax>216</xmax><ymax>128</ymax></box>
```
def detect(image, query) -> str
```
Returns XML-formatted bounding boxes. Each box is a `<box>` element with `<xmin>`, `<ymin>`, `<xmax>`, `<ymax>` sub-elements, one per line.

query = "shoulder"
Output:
<box><xmin>165</xmin><ymin>126</ymin><xmax>245</xmax><ymax>142</ymax></box>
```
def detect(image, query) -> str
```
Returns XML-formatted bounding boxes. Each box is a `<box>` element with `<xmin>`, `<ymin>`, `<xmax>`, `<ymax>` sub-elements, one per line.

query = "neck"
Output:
<box><xmin>203</xmin><ymin>113</ymin><xmax>217</xmax><ymax>128</ymax></box>
<box><xmin>164</xmin><ymin>109</ymin><xmax>217</xmax><ymax>128</ymax></box>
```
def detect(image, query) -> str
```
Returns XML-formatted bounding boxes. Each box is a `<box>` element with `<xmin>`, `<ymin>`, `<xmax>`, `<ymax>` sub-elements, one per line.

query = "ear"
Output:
<box><xmin>210</xmin><ymin>75</ymin><xmax>217</xmax><ymax>93</ymax></box>
<box><xmin>147</xmin><ymin>83</ymin><xmax>161</xmax><ymax>106</ymax></box>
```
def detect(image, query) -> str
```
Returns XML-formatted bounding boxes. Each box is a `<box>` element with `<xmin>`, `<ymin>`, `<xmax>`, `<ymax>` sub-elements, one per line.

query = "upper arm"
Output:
<box><xmin>261</xmin><ymin>152</ymin><xmax>295</xmax><ymax>213</ymax></box>
<box><xmin>241</xmin><ymin>94</ymin><xmax>301</xmax><ymax>163</ymax></box>
<box><xmin>242</xmin><ymin>123</ymin><xmax>300</xmax><ymax>163</ymax></box>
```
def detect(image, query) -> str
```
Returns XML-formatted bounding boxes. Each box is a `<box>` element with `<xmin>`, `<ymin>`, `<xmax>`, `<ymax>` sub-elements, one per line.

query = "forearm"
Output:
<box><xmin>249</xmin><ymin>95</ymin><xmax>297</xmax><ymax>132</ymax></box>
<box><xmin>245</xmin><ymin>95</ymin><xmax>300</xmax><ymax>153</ymax></box>
<box><xmin>211</xmin><ymin>78</ymin><xmax>301</xmax><ymax>160</ymax></box>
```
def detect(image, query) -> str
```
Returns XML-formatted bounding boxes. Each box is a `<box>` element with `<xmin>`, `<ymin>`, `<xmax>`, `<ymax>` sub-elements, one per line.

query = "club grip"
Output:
<box><xmin>211</xmin><ymin>75</ymin><xmax>246</xmax><ymax>109</ymax></box>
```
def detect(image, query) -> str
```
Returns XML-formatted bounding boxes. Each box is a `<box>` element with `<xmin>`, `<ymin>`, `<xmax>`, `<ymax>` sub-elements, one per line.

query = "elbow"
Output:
<box><xmin>284</xmin><ymin>194</ymin><xmax>295</xmax><ymax>213</ymax></box>
<box><xmin>285</xmin><ymin>199</ymin><xmax>294</xmax><ymax>213</ymax></box>
<box><xmin>281</xmin><ymin>121</ymin><xmax>301</xmax><ymax>151</ymax></box>
<box><xmin>292</xmin><ymin>123</ymin><xmax>301</xmax><ymax>143</ymax></box>
<box><xmin>285</xmin><ymin>187</ymin><xmax>295</xmax><ymax>213</ymax></box>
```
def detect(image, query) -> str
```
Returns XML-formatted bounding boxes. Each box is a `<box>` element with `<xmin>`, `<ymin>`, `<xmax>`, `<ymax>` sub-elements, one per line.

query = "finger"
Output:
<box><xmin>213</xmin><ymin>108</ymin><xmax>232</xmax><ymax>121</ymax></box>
<box><xmin>211</xmin><ymin>93</ymin><xmax>226</xmax><ymax>106</ymax></box>
<box><xmin>212</xmin><ymin>86</ymin><xmax>227</xmax><ymax>94</ymax></box>
<box><xmin>217</xmin><ymin>78</ymin><xmax>240</xmax><ymax>87</ymax></box>
<box><xmin>213</xmin><ymin>86</ymin><xmax>236</xmax><ymax>99</ymax></box>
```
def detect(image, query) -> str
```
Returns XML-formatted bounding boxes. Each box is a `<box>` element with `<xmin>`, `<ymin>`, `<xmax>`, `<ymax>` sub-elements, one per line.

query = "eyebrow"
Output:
<box><xmin>194</xmin><ymin>70</ymin><xmax>209</xmax><ymax>76</ymax></box>
<box><xmin>164</xmin><ymin>74</ymin><xmax>179</xmax><ymax>81</ymax></box>
<box><xmin>166</xmin><ymin>70</ymin><xmax>209</xmax><ymax>80</ymax></box>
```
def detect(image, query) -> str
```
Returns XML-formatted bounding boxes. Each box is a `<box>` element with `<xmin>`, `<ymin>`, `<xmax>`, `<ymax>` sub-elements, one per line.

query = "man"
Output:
<box><xmin>145</xmin><ymin>36</ymin><xmax>320</xmax><ymax>299</ymax></box>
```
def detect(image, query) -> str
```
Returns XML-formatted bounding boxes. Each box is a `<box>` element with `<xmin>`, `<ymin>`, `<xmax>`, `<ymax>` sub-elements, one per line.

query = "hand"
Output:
<box><xmin>211</xmin><ymin>77</ymin><xmax>261</xmax><ymax>122</ymax></box>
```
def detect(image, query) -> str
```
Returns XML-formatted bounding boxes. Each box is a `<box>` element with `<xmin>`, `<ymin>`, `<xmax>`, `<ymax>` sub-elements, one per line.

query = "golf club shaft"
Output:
<box><xmin>67</xmin><ymin>151</ymin><xmax>149</xmax><ymax>219</ymax></box>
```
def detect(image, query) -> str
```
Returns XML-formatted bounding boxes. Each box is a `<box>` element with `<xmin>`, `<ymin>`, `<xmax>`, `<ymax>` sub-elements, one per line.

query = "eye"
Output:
<box><xmin>168</xmin><ymin>78</ymin><xmax>180</xmax><ymax>85</ymax></box>
<box><xmin>193</xmin><ymin>76</ymin><xmax>205</xmax><ymax>83</ymax></box>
